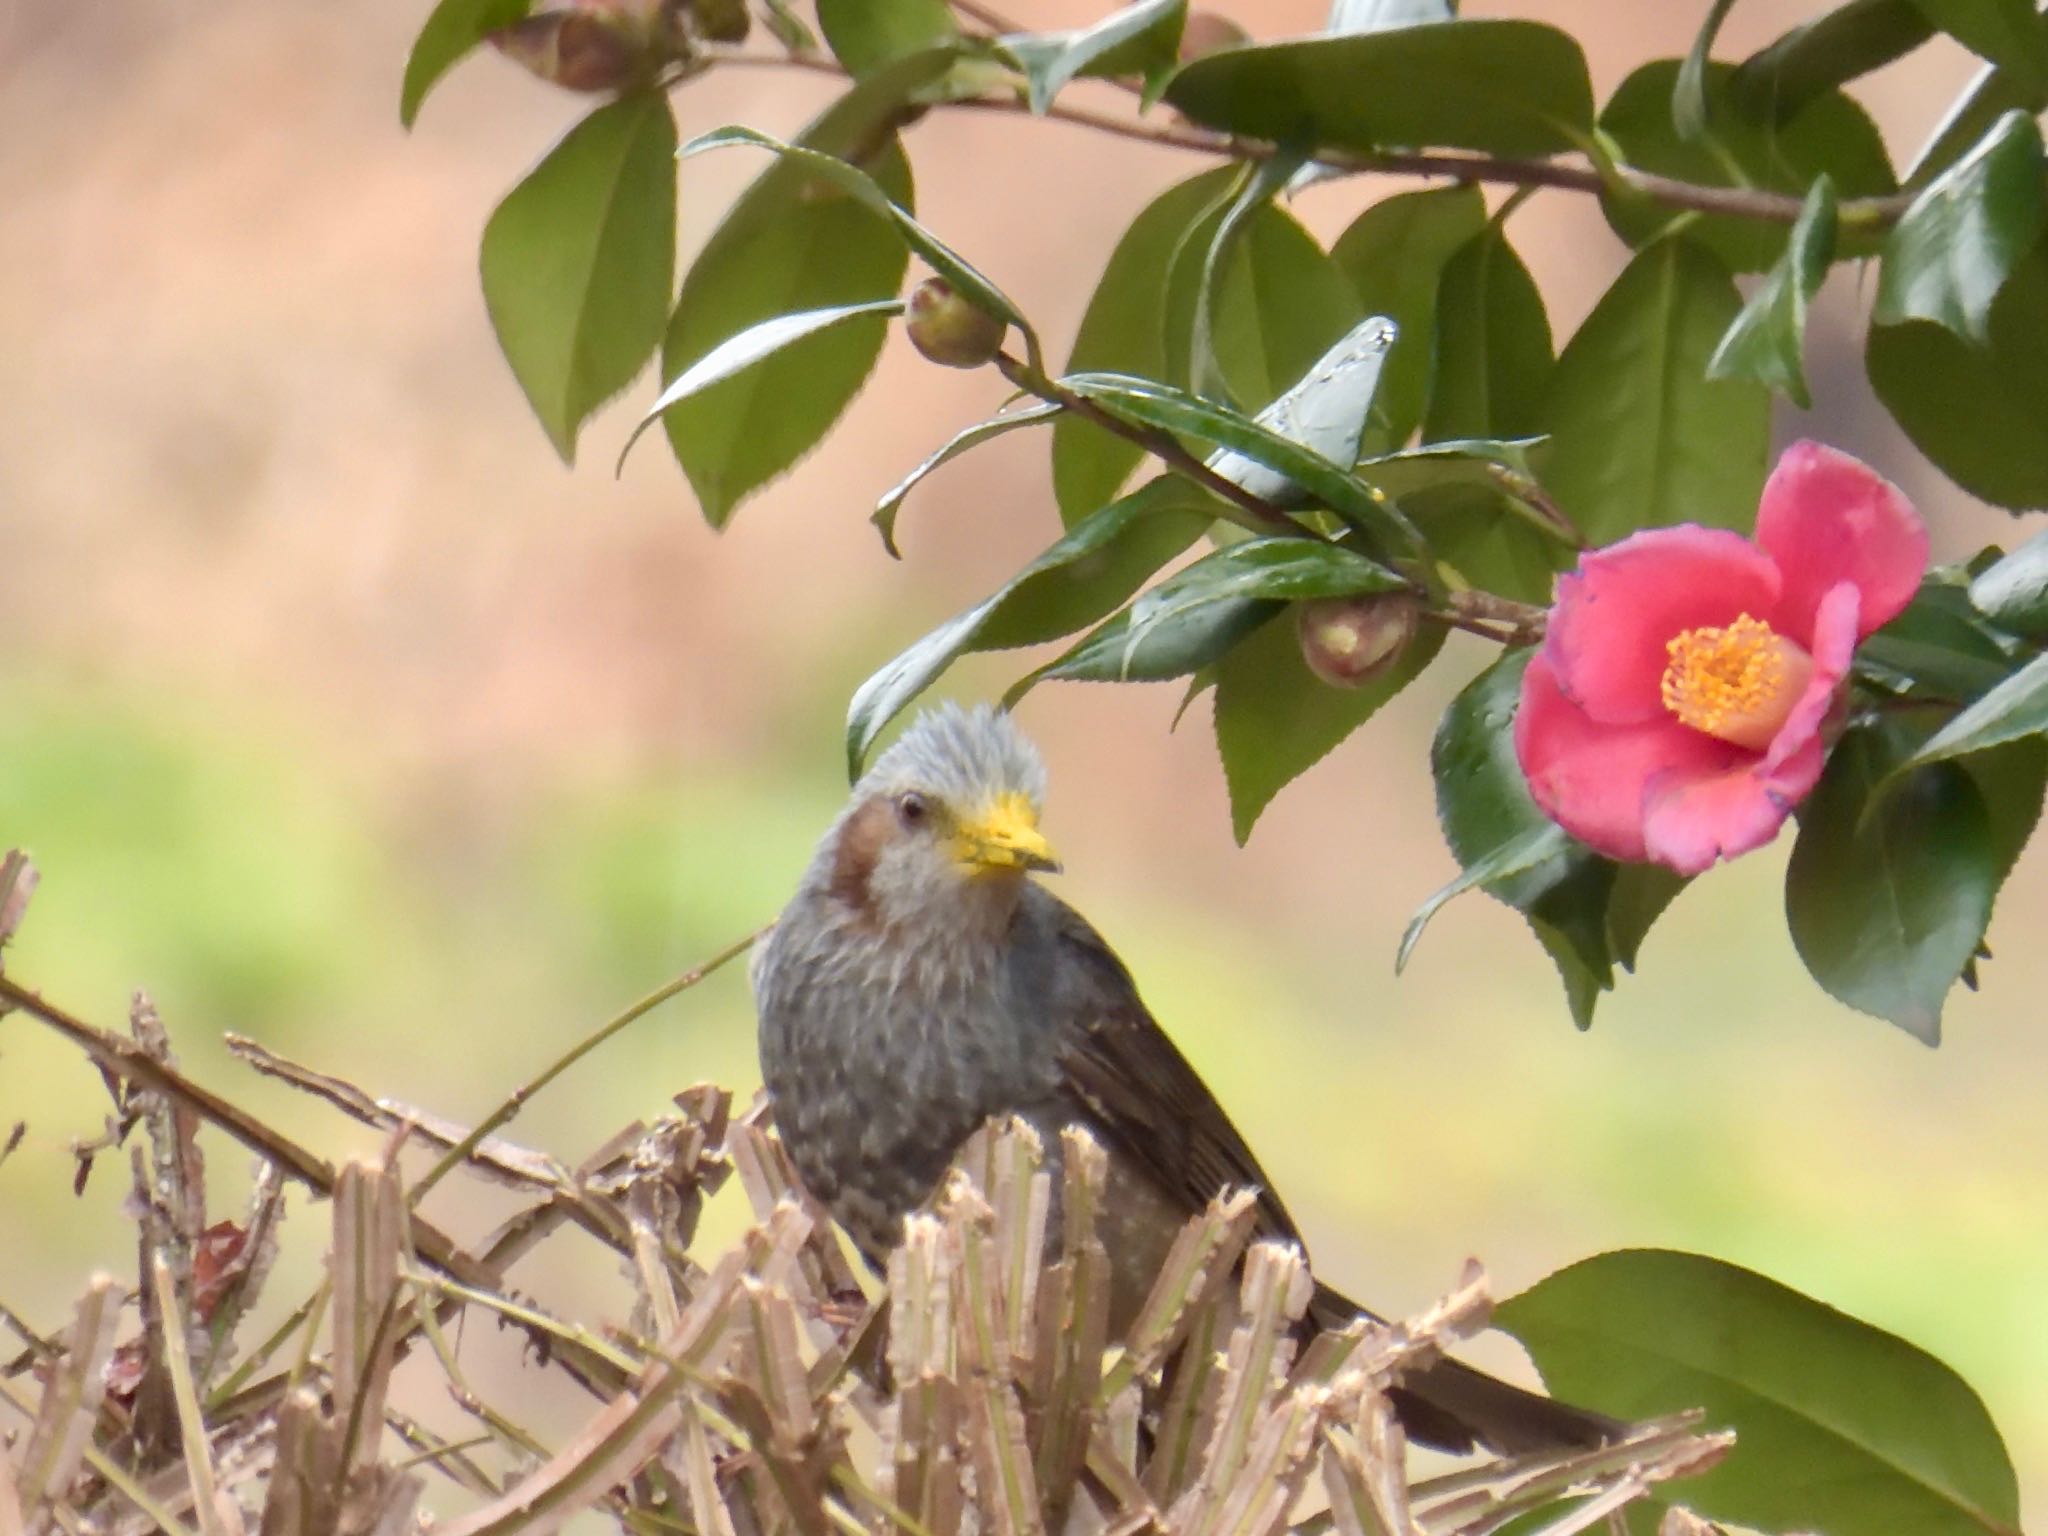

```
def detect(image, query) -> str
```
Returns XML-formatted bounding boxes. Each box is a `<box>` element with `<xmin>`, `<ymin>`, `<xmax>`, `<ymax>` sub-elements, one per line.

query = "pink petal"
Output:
<box><xmin>1755</xmin><ymin>440</ymin><xmax>1928</xmax><ymax>644</ymax></box>
<box><xmin>1515</xmin><ymin>653</ymin><xmax>1740</xmax><ymax>865</ymax></box>
<box><xmin>1546</xmin><ymin>525</ymin><xmax>1783</xmax><ymax>726</ymax></box>
<box><xmin>1642</xmin><ymin>734</ymin><xmax>1826</xmax><ymax>875</ymax></box>
<box><xmin>1762</xmin><ymin>581</ymin><xmax>1859</xmax><ymax>774</ymax></box>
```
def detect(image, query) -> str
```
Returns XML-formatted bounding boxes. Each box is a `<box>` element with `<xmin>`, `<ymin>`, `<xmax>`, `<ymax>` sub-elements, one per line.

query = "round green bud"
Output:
<box><xmin>1295</xmin><ymin>592</ymin><xmax>1421</xmax><ymax>688</ymax></box>
<box><xmin>905</xmin><ymin>278</ymin><xmax>1006</xmax><ymax>369</ymax></box>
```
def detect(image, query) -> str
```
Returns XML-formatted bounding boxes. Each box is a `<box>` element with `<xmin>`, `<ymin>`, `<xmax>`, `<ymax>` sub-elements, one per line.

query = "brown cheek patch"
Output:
<box><xmin>828</xmin><ymin>796</ymin><xmax>897</xmax><ymax>915</ymax></box>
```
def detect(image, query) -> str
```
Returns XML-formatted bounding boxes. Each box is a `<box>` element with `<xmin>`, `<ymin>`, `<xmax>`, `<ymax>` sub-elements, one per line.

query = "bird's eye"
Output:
<box><xmin>895</xmin><ymin>792</ymin><xmax>930</xmax><ymax>829</ymax></box>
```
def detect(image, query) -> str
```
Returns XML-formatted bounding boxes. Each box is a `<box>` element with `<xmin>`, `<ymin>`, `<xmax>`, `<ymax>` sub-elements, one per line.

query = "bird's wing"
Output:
<box><xmin>1032</xmin><ymin>889</ymin><xmax>1306</xmax><ymax>1249</ymax></box>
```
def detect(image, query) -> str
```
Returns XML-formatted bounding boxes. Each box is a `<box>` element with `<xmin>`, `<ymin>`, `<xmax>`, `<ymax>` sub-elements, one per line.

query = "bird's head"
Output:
<box><xmin>820</xmin><ymin>704</ymin><xmax>1058</xmax><ymax>930</ymax></box>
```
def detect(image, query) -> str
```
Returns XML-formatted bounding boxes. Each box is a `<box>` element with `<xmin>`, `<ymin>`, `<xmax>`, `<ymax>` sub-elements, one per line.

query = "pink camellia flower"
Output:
<box><xmin>1514</xmin><ymin>441</ymin><xmax>1928</xmax><ymax>876</ymax></box>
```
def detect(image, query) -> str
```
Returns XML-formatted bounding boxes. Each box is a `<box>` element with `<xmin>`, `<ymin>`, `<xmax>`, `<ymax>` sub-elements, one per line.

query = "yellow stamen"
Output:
<box><xmin>1660</xmin><ymin>613</ymin><xmax>1812</xmax><ymax>750</ymax></box>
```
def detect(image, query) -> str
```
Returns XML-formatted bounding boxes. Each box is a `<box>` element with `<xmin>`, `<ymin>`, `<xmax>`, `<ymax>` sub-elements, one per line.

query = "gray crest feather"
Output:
<box><xmin>860</xmin><ymin>703</ymin><xmax>1047</xmax><ymax>813</ymax></box>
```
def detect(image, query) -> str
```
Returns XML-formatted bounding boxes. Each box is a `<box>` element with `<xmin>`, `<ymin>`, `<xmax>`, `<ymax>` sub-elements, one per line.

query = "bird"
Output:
<box><xmin>751</xmin><ymin>702</ymin><xmax>1617</xmax><ymax>1455</ymax></box>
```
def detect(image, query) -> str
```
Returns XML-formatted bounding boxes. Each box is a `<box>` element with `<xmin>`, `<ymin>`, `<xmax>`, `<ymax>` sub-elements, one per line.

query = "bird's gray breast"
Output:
<box><xmin>753</xmin><ymin>895</ymin><xmax>1066</xmax><ymax>1259</ymax></box>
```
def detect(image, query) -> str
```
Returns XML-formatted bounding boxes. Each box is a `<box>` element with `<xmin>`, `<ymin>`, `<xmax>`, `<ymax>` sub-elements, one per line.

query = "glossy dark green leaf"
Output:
<box><xmin>1912</xmin><ymin>0</ymin><xmax>2048</xmax><ymax>93</ymax></box>
<box><xmin>660</xmin><ymin>64</ymin><xmax>931</xmax><ymax>526</ymax></box>
<box><xmin>1869</xmin><ymin>233</ymin><xmax>2048</xmax><ymax>509</ymax></box>
<box><xmin>1896</xmin><ymin>653</ymin><xmax>2048</xmax><ymax>771</ymax></box>
<box><xmin>1674</xmin><ymin>0</ymin><xmax>1741</xmax><ymax>141</ymax></box>
<box><xmin>1963</xmin><ymin>734</ymin><xmax>2048</xmax><ymax>882</ymax></box>
<box><xmin>1052</xmin><ymin>170</ymin><xmax>1354</xmax><ymax>523</ymax></box>
<box><xmin>1202</xmin><ymin>316</ymin><xmax>1395</xmax><ymax>509</ymax></box>
<box><xmin>1969</xmin><ymin>526</ymin><xmax>2048</xmax><ymax>636</ymax></box>
<box><xmin>1708</xmin><ymin>176</ymin><xmax>1838</xmax><ymax>406</ymax></box>
<box><xmin>998</xmin><ymin>0</ymin><xmax>1186</xmax><ymax>114</ymax></box>
<box><xmin>816</xmin><ymin>0</ymin><xmax>957</xmax><ymax>75</ymax></box>
<box><xmin>1039</xmin><ymin>536</ymin><xmax>1406</xmax><ymax>686</ymax></box>
<box><xmin>1599</xmin><ymin>60</ymin><xmax>1894</xmax><ymax>271</ymax></box>
<box><xmin>1165</xmin><ymin>21</ymin><xmax>1595</xmax><ymax>159</ymax></box>
<box><xmin>1734</xmin><ymin>0</ymin><xmax>1932</xmax><ymax>121</ymax></box>
<box><xmin>1214</xmin><ymin>603</ymin><xmax>1444</xmax><ymax>842</ymax></box>
<box><xmin>683</xmin><ymin>125</ymin><xmax>1034</xmax><ymax>359</ymax></box>
<box><xmin>873</xmin><ymin>402</ymin><xmax>1062</xmax><ymax>556</ymax></box>
<box><xmin>1874</xmin><ymin>110</ymin><xmax>2046</xmax><ymax>341</ymax></box>
<box><xmin>1398</xmin><ymin>822</ymin><xmax>1567</xmax><ymax>971</ymax></box>
<box><xmin>1542</xmin><ymin>239</ymin><xmax>1770</xmax><ymax>545</ymax></box>
<box><xmin>402</xmin><ymin>0</ymin><xmax>533</xmax><ymax>128</ymax></box>
<box><xmin>846</xmin><ymin>480</ymin><xmax>1213</xmax><ymax>772</ymax></box>
<box><xmin>1179</xmin><ymin>149</ymin><xmax>1314</xmax><ymax>404</ymax></box>
<box><xmin>1421</xmin><ymin>650</ymin><xmax>1682</xmax><ymax>1022</ymax></box>
<box><xmin>1787</xmin><ymin>718</ymin><xmax>1999</xmax><ymax>1042</ymax></box>
<box><xmin>1061</xmin><ymin>372</ymin><xmax>1422</xmax><ymax>557</ymax></box>
<box><xmin>481</xmin><ymin>93</ymin><xmax>676</xmax><ymax>463</ymax></box>
<box><xmin>1360</xmin><ymin>439</ymin><xmax>1575</xmax><ymax>603</ymax></box>
<box><xmin>1501</xmin><ymin>1249</ymin><xmax>2022</xmax><ymax>1536</ymax></box>
<box><xmin>1858</xmin><ymin>581</ymin><xmax>2032</xmax><ymax>700</ymax></box>
<box><xmin>1328</xmin><ymin>186</ymin><xmax>1487</xmax><ymax>447</ymax></box>
<box><xmin>1424</xmin><ymin>224</ymin><xmax>1553</xmax><ymax>441</ymax></box>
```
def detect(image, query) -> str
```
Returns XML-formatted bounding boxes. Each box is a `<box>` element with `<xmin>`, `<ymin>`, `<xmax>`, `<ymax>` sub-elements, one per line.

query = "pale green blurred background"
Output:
<box><xmin>1</xmin><ymin>0</ymin><xmax>2043</xmax><ymax>1519</ymax></box>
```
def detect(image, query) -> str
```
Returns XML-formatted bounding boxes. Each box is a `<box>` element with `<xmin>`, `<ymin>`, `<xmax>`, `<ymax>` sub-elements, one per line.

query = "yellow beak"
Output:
<box><xmin>956</xmin><ymin>792</ymin><xmax>1060</xmax><ymax>874</ymax></box>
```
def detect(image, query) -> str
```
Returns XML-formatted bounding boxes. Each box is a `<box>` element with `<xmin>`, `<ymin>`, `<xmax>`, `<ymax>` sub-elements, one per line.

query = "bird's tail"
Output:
<box><xmin>1308</xmin><ymin>1282</ymin><xmax>1623</xmax><ymax>1456</ymax></box>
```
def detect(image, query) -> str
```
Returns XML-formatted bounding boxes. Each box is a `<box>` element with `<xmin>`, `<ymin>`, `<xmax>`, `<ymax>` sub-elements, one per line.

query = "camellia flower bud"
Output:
<box><xmin>905</xmin><ymin>278</ymin><xmax>1006</xmax><ymax>369</ymax></box>
<box><xmin>1178</xmin><ymin>11</ymin><xmax>1251</xmax><ymax>62</ymax></box>
<box><xmin>492</xmin><ymin>4</ymin><xmax>656</xmax><ymax>93</ymax></box>
<box><xmin>1296</xmin><ymin>592</ymin><xmax>1421</xmax><ymax>689</ymax></box>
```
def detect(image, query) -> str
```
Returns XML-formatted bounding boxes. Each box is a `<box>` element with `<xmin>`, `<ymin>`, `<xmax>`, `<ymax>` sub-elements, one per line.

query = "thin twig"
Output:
<box><xmin>409</xmin><ymin>927</ymin><xmax>765</xmax><ymax>1204</ymax></box>
<box><xmin>698</xmin><ymin>52</ymin><xmax>1915</xmax><ymax>230</ymax></box>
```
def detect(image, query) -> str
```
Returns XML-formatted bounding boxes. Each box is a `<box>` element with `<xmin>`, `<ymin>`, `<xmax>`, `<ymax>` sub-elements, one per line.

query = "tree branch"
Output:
<box><xmin>702</xmin><ymin>52</ymin><xmax>1914</xmax><ymax>230</ymax></box>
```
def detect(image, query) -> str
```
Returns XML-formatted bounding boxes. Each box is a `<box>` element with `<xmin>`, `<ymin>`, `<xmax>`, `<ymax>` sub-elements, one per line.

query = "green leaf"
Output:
<box><xmin>816</xmin><ymin>0</ymin><xmax>957</xmax><ymax>75</ymax></box>
<box><xmin>1969</xmin><ymin>526</ymin><xmax>2048</xmax><ymax>636</ymax></box>
<box><xmin>998</xmin><ymin>0</ymin><xmax>1186</xmax><ymax>115</ymax></box>
<box><xmin>1858</xmin><ymin>581</ymin><xmax>2032</xmax><ymax>700</ymax></box>
<box><xmin>402</xmin><ymin>0</ymin><xmax>533</xmax><ymax>128</ymax></box>
<box><xmin>1541</xmin><ymin>239</ymin><xmax>1770</xmax><ymax>545</ymax></box>
<box><xmin>660</xmin><ymin>62</ymin><xmax>933</xmax><ymax>526</ymax></box>
<box><xmin>1398</xmin><ymin>822</ymin><xmax>1567</xmax><ymax>971</ymax></box>
<box><xmin>1203</xmin><ymin>315</ymin><xmax>1397</xmax><ymax>509</ymax></box>
<box><xmin>1500</xmin><ymin>1249</ymin><xmax>2022</xmax><ymax>1536</ymax></box>
<box><xmin>1786</xmin><ymin>718</ymin><xmax>2000</xmax><ymax>1042</ymax></box>
<box><xmin>1895</xmin><ymin>652</ymin><xmax>2048</xmax><ymax>771</ymax></box>
<box><xmin>1060</xmin><ymin>372</ymin><xmax>1422</xmax><ymax>557</ymax></box>
<box><xmin>1423</xmin><ymin>224</ymin><xmax>1553</xmax><ymax>441</ymax></box>
<box><xmin>1733</xmin><ymin>0</ymin><xmax>1932</xmax><ymax>121</ymax></box>
<box><xmin>1869</xmin><ymin>232</ymin><xmax>2048</xmax><ymax>509</ymax></box>
<box><xmin>1357</xmin><ymin>439</ymin><xmax>1576</xmax><ymax>604</ymax></box>
<box><xmin>1328</xmin><ymin>186</ymin><xmax>1488</xmax><ymax>447</ymax></box>
<box><xmin>1912</xmin><ymin>0</ymin><xmax>2048</xmax><ymax>93</ymax></box>
<box><xmin>1422</xmin><ymin>651</ymin><xmax>1685</xmax><ymax>1022</ymax></box>
<box><xmin>1874</xmin><ymin>110</ymin><xmax>2047</xmax><ymax>342</ymax></box>
<box><xmin>1674</xmin><ymin>0</ymin><xmax>1741</xmax><ymax>142</ymax></box>
<box><xmin>1179</xmin><ymin>148</ymin><xmax>1315</xmax><ymax>405</ymax></box>
<box><xmin>1598</xmin><ymin>59</ymin><xmax>1895</xmax><ymax>271</ymax></box>
<box><xmin>846</xmin><ymin>480</ymin><xmax>1213</xmax><ymax>773</ymax></box>
<box><xmin>1214</xmin><ymin>603</ymin><xmax>1444</xmax><ymax>842</ymax></box>
<box><xmin>1052</xmin><ymin>170</ymin><xmax>1355</xmax><ymax>522</ymax></box>
<box><xmin>873</xmin><ymin>403</ymin><xmax>1062</xmax><ymax>556</ymax></box>
<box><xmin>1038</xmin><ymin>537</ymin><xmax>1408</xmax><ymax>686</ymax></box>
<box><xmin>684</xmin><ymin>124</ymin><xmax>1036</xmax><ymax>361</ymax></box>
<box><xmin>1708</xmin><ymin>176</ymin><xmax>1838</xmax><ymax>406</ymax></box>
<box><xmin>626</xmin><ymin>300</ymin><xmax>904</xmax><ymax>469</ymax></box>
<box><xmin>1164</xmin><ymin>21</ymin><xmax>1595</xmax><ymax>159</ymax></box>
<box><xmin>480</xmin><ymin>93</ymin><xmax>677</xmax><ymax>463</ymax></box>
